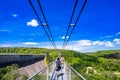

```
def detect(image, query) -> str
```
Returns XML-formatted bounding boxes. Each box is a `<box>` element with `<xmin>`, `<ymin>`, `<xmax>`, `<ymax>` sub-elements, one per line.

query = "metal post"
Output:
<box><xmin>47</xmin><ymin>65</ymin><xmax>49</xmax><ymax>80</ymax></box>
<box><xmin>69</xmin><ymin>68</ymin><xmax>71</xmax><ymax>80</ymax></box>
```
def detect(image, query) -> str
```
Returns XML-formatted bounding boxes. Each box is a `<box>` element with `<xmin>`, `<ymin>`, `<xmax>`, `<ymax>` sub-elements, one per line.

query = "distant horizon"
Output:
<box><xmin>0</xmin><ymin>46</ymin><xmax>120</xmax><ymax>53</ymax></box>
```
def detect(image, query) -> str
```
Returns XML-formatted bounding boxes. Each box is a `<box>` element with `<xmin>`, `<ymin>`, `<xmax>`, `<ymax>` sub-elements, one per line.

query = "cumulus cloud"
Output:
<box><xmin>61</xmin><ymin>36</ymin><xmax>69</xmax><ymax>39</ymax></box>
<box><xmin>92</xmin><ymin>41</ymin><xmax>105</xmax><ymax>46</ymax></box>
<box><xmin>77</xmin><ymin>40</ymin><xmax>92</xmax><ymax>46</ymax></box>
<box><xmin>12</xmin><ymin>14</ymin><xmax>18</xmax><ymax>18</ymax></box>
<box><xmin>63</xmin><ymin>40</ymin><xmax>115</xmax><ymax>51</ymax></box>
<box><xmin>0</xmin><ymin>44</ymin><xmax>11</xmax><ymax>47</ymax></box>
<box><xmin>27</xmin><ymin>19</ymin><xmax>39</xmax><ymax>27</ymax></box>
<box><xmin>92</xmin><ymin>41</ymin><xmax>114</xmax><ymax>47</ymax></box>
<box><xmin>113</xmin><ymin>38</ymin><xmax>120</xmax><ymax>44</ymax></box>
<box><xmin>64</xmin><ymin>39</ymin><xmax>116</xmax><ymax>52</ymax></box>
<box><xmin>104</xmin><ymin>41</ymin><xmax>114</xmax><ymax>47</ymax></box>
<box><xmin>66</xmin><ymin>45</ymin><xmax>84</xmax><ymax>51</ymax></box>
<box><xmin>23</xmin><ymin>42</ymin><xmax>37</xmax><ymax>45</ymax></box>
<box><xmin>61</xmin><ymin>36</ymin><xmax>65</xmax><ymax>39</ymax></box>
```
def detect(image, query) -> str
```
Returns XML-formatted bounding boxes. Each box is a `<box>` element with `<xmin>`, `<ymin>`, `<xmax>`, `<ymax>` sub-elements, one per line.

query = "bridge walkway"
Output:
<box><xmin>27</xmin><ymin>62</ymin><xmax>86</xmax><ymax>80</ymax></box>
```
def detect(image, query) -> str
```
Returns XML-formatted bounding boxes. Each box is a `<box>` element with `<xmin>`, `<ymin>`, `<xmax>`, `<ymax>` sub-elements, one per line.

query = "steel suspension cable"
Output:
<box><xmin>62</xmin><ymin>0</ymin><xmax>87</xmax><ymax>49</ymax></box>
<box><xmin>28</xmin><ymin>0</ymin><xmax>56</xmax><ymax>49</ymax></box>
<box><xmin>37</xmin><ymin>0</ymin><xmax>57</xmax><ymax>48</ymax></box>
<box><xmin>62</xmin><ymin>0</ymin><xmax>78</xmax><ymax>49</ymax></box>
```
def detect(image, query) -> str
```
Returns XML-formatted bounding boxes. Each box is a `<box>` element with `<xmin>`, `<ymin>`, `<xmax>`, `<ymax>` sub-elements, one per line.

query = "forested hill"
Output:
<box><xmin>88</xmin><ymin>50</ymin><xmax>120</xmax><ymax>59</ymax></box>
<box><xmin>0</xmin><ymin>47</ymin><xmax>50</xmax><ymax>54</ymax></box>
<box><xmin>61</xmin><ymin>49</ymin><xmax>120</xmax><ymax>80</ymax></box>
<box><xmin>0</xmin><ymin>47</ymin><xmax>120</xmax><ymax>79</ymax></box>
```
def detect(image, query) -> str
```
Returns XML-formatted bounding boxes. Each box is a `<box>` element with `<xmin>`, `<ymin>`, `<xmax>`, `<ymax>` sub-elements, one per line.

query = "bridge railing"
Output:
<box><xmin>27</xmin><ymin>61</ymin><xmax>86</xmax><ymax>80</ymax></box>
<box><xmin>65</xmin><ymin>62</ymin><xmax>86</xmax><ymax>80</ymax></box>
<box><xmin>27</xmin><ymin>62</ymin><xmax>55</xmax><ymax>80</ymax></box>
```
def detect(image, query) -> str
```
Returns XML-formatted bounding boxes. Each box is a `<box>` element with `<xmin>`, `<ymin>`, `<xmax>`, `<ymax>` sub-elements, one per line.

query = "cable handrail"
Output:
<box><xmin>27</xmin><ymin>62</ymin><xmax>54</xmax><ymax>80</ymax></box>
<box><xmin>65</xmin><ymin>62</ymin><xmax>86</xmax><ymax>80</ymax></box>
<box><xmin>27</xmin><ymin>66</ymin><xmax>47</xmax><ymax>80</ymax></box>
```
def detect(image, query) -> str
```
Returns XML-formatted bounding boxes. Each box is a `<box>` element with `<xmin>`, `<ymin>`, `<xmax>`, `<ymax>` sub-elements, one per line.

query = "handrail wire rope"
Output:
<box><xmin>62</xmin><ymin>0</ymin><xmax>87</xmax><ymax>49</ymax></box>
<box><xmin>28</xmin><ymin>0</ymin><xmax>56</xmax><ymax>49</ymax></box>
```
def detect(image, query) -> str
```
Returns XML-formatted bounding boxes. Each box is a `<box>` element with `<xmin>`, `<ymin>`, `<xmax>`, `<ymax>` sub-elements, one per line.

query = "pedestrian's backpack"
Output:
<box><xmin>56</xmin><ymin>60</ymin><xmax>61</xmax><ymax>69</ymax></box>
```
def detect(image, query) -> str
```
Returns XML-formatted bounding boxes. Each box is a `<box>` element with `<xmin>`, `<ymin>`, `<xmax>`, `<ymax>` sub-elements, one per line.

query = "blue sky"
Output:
<box><xmin>0</xmin><ymin>0</ymin><xmax>120</xmax><ymax>52</ymax></box>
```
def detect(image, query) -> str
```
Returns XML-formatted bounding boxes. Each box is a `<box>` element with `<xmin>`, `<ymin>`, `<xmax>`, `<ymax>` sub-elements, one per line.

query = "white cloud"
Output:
<box><xmin>77</xmin><ymin>40</ymin><xmax>92</xmax><ymax>46</ymax></box>
<box><xmin>23</xmin><ymin>42</ymin><xmax>37</xmax><ymax>45</ymax></box>
<box><xmin>27</xmin><ymin>19</ymin><xmax>39</xmax><ymax>27</ymax></box>
<box><xmin>0</xmin><ymin>44</ymin><xmax>11</xmax><ymax>47</ymax></box>
<box><xmin>104</xmin><ymin>41</ymin><xmax>114</xmax><ymax>47</ymax></box>
<box><xmin>93</xmin><ymin>41</ymin><xmax>114</xmax><ymax>47</ymax></box>
<box><xmin>59</xmin><ymin>39</ymin><xmax>115</xmax><ymax>51</ymax></box>
<box><xmin>92</xmin><ymin>41</ymin><xmax>105</xmax><ymax>46</ymax></box>
<box><xmin>0</xmin><ymin>38</ymin><xmax>120</xmax><ymax>52</ymax></box>
<box><xmin>64</xmin><ymin>39</ymin><xmax>116</xmax><ymax>51</ymax></box>
<box><xmin>61</xmin><ymin>36</ymin><xmax>65</xmax><ymax>39</ymax></box>
<box><xmin>66</xmin><ymin>45</ymin><xmax>83</xmax><ymax>51</ymax></box>
<box><xmin>66</xmin><ymin>36</ymin><xmax>69</xmax><ymax>39</ymax></box>
<box><xmin>61</xmin><ymin>36</ymin><xmax>69</xmax><ymax>39</ymax></box>
<box><xmin>113</xmin><ymin>38</ymin><xmax>120</xmax><ymax>44</ymax></box>
<box><xmin>12</xmin><ymin>14</ymin><xmax>18</xmax><ymax>18</ymax></box>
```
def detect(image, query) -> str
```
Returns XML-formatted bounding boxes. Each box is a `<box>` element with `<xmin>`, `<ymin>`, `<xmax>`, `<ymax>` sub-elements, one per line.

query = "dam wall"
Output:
<box><xmin>0</xmin><ymin>54</ymin><xmax>45</xmax><ymax>66</ymax></box>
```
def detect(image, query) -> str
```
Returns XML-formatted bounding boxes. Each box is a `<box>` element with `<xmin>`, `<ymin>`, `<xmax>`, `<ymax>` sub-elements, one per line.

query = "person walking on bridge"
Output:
<box><xmin>55</xmin><ymin>57</ymin><xmax>61</xmax><ymax>76</ymax></box>
<box><xmin>60</xmin><ymin>57</ymin><xmax>64</xmax><ymax>68</ymax></box>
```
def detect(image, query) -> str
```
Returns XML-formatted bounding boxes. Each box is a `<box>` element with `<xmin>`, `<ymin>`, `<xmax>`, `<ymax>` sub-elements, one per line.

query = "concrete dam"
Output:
<box><xmin>0</xmin><ymin>54</ymin><xmax>46</xmax><ymax>78</ymax></box>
